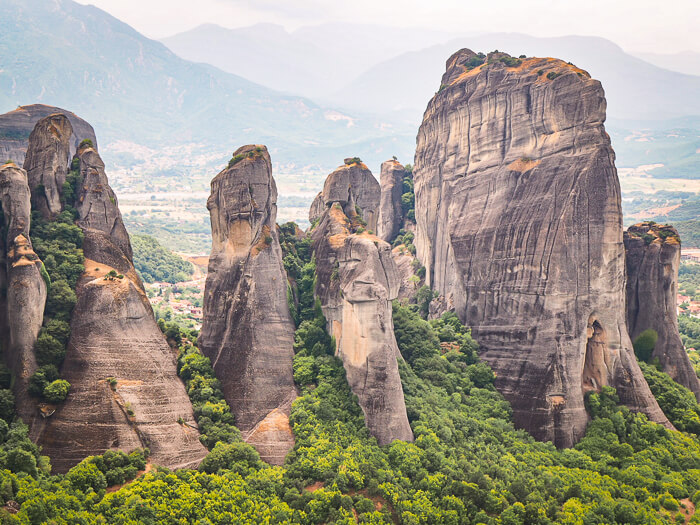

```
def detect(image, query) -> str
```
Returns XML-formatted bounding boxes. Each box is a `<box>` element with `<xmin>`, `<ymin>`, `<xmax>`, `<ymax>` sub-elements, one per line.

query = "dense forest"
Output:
<box><xmin>1</xmin><ymin>222</ymin><xmax>700</xmax><ymax>523</ymax></box>
<box><xmin>131</xmin><ymin>234</ymin><xmax>194</xmax><ymax>284</ymax></box>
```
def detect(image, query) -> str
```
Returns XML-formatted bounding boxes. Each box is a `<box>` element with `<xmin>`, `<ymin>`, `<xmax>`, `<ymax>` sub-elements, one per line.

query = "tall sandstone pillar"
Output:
<box><xmin>28</xmin><ymin>115</ymin><xmax>206</xmax><ymax>472</ymax></box>
<box><xmin>200</xmin><ymin>145</ymin><xmax>297</xmax><ymax>465</ymax></box>
<box><xmin>310</xmin><ymin>164</ymin><xmax>413</xmax><ymax>445</ymax></box>
<box><xmin>625</xmin><ymin>222</ymin><xmax>700</xmax><ymax>398</ymax></box>
<box><xmin>413</xmin><ymin>50</ymin><xmax>670</xmax><ymax>447</ymax></box>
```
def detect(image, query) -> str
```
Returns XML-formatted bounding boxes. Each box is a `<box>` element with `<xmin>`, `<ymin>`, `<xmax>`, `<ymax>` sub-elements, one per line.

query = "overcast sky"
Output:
<box><xmin>75</xmin><ymin>0</ymin><xmax>699</xmax><ymax>54</ymax></box>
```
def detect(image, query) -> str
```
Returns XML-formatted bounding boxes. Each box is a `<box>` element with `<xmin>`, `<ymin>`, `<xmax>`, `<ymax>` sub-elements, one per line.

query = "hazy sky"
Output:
<box><xmin>75</xmin><ymin>0</ymin><xmax>699</xmax><ymax>54</ymax></box>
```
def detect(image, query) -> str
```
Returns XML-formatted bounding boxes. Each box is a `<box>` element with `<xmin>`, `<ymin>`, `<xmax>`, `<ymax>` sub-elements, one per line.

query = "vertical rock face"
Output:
<box><xmin>413</xmin><ymin>49</ymin><xmax>669</xmax><ymax>447</ymax></box>
<box><xmin>308</xmin><ymin>192</ymin><xmax>324</xmax><ymax>225</ymax></box>
<box><xmin>625</xmin><ymin>223</ymin><xmax>700</xmax><ymax>397</ymax></box>
<box><xmin>0</xmin><ymin>162</ymin><xmax>46</xmax><ymax>427</ymax></box>
<box><xmin>34</xmin><ymin>139</ymin><xmax>206</xmax><ymax>473</ymax></box>
<box><xmin>0</xmin><ymin>104</ymin><xmax>97</xmax><ymax>166</ymax></box>
<box><xmin>23</xmin><ymin>114</ymin><xmax>73</xmax><ymax>218</ymax></box>
<box><xmin>378</xmin><ymin>160</ymin><xmax>406</xmax><ymax>243</ymax></box>
<box><xmin>200</xmin><ymin>145</ymin><xmax>296</xmax><ymax>465</ymax></box>
<box><xmin>311</xmin><ymin>198</ymin><xmax>413</xmax><ymax>445</ymax></box>
<box><xmin>319</xmin><ymin>160</ymin><xmax>380</xmax><ymax>233</ymax></box>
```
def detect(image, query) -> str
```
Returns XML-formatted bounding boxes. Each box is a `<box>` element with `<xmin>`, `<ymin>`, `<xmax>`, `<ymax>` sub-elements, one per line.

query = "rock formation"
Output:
<box><xmin>0</xmin><ymin>105</ymin><xmax>97</xmax><ymax>166</ymax></box>
<box><xmin>316</xmin><ymin>159</ymin><xmax>380</xmax><ymax>233</ymax></box>
<box><xmin>378</xmin><ymin>160</ymin><xmax>406</xmax><ymax>243</ymax></box>
<box><xmin>199</xmin><ymin>145</ymin><xmax>297</xmax><ymax>465</ymax></box>
<box><xmin>23</xmin><ymin>114</ymin><xmax>73</xmax><ymax>218</ymax></box>
<box><xmin>308</xmin><ymin>192</ymin><xmax>324</xmax><ymax>225</ymax></box>
<box><xmin>311</xmin><ymin>194</ymin><xmax>413</xmax><ymax>445</ymax></box>
<box><xmin>413</xmin><ymin>49</ymin><xmax>670</xmax><ymax>447</ymax></box>
<box><xmin>625</xmin><ymin>223</ymin><xmax>700</xmax><ymax>398</ymax></box>
<box><xmin>0</xmin><ymin>162</ymin><xmax>47</xmax><ymax>427</ymax></box>
<box><xmin>32</xmin><ymin>135</ymin><xmax>206</xmax><ymax>473</ymax></box>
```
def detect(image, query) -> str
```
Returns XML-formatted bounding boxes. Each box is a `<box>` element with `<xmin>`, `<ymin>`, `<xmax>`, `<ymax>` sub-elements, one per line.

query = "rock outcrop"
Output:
<box><xmin>308</xmin><ymin>192</ymin><xmax>324</xmax><ymax>225</ymax></box>
<box><xmin>413</xmin><ymin>49</ymin><xmax>670</xmax><ymax>447</ymax></box>
<box><xmin>378</xmin><ymin>160</ymin><xmax>406</xmax><ymax>243</ymax></box>
<box><xmin>316</xmin><ymin>159</ymin><xmax>380</xmax><ymax>233</ymax></box>
<box><xmin>0</xmin><ymin>105</ymin><xmax>96</xmax><ymax>166</ymax></box>
<box><xmin>23</xmin><ymin>114</ymin><xmax>73</xmax><ymax>218</ymax></box>
<box><xmin>311</xmin><ymin>197</ymin><xmax>413</xmax><ymax>445</ymax></box>
<box><xmin>33</xmin><ymin>137</ymin><xmax>206</xmax><ymax>472</ymax></box>
<box><xmin>199</xmin><ymin>145</ymin><xmax>296</xmax><ymax>465</ymax></box>
<box><xmin>0</xmin><ymin>162</ymin><xmax>46</xmax><ymax>427</ymax></box>
<box><xmin>625</xmin><ymin>223</ymin><xmax>700</xmax><ymax>398</ymax></box>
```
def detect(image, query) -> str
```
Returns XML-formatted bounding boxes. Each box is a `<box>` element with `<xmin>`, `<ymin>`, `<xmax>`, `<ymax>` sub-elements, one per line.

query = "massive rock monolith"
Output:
<box><xmin>0</xmin><ymin>105</ymin><xmax>97</xmax><ymax>166</ymax></box>
<box><xmin>33</xmin><ymin>135</ymin><xmax>206</xmax><ymax>472</ymax></box>
<box><xmin>0</xmin><ymin>162</ymin><xmax>46</xmax><ymax>428</ymax></box>
<box><xmin>316</xmin><ymin>159</ymin><xmax>380</xmax><ymax>233</ymax></box>
<box><xmin>378</xmin><ymin>159</ymin><xmax>406</xmax><ymax>243</ymax></box>
<box><xmin>311</xmin><ymin>184</ymin><xmax>413</xmax><ymax>445</ymax></box>
<box><xmin>625</xmin><ymin>222</ymin><xmax>700</xmax><ymax>398</ymax></box>
<box><xmin>200</xmin><ymin>145</ymin><xmax>297</xmax><ymax>465</ymax></box>
<box><xmin>413</xmin><ymin>49</ymin><xmax>670</xmax><ymax>447</ymax></box>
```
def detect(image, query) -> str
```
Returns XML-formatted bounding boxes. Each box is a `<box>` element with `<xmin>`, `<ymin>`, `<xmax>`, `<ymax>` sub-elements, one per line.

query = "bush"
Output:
<box><xmin>0</xmin><ymin>390</ymin><xmax>14</xmax><ymax>421</ymax></box>
<box><xmin>199</xmin><ymin>442</ymin><xmax>264</xmax><ymax>475</ymax></box>
<box><xmin>34</xmin><ymin>332</ymin><xmax>66</xmax><ymax>366</ymax></box>
<box><xmin>67</xmin><ymin>460</ymin><xmax>107</xmax><ymax>492</ymax></box>
<box><xmin>43</xmin><ymin>380</ymin><xmax>70</xmax><ymax>403</ymax></box>
<box><xmin>28</xmin><ymin>365</ymin><xmax>59</xmax><ymax>397</ymax></box>
<box><xmin>633</xmin><ymin>329</ymin><xmax>658</xmax><ymax>362</ymax></box>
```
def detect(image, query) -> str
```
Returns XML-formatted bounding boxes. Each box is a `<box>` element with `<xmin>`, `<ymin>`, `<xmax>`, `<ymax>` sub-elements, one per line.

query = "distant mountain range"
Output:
<box><xmin>2</xmin><ymin>0</ymin><xmax>698</xmax><ymax>185</ymax></box>
<box><xmin>0</xmin><ymin>0</ymin><xmax>416</xmax><ymax>176</ymax></box>
<box><xmin>161</xmin><ymin>22</ymin><xmax>459</xmax><ymax>99</ymax></box>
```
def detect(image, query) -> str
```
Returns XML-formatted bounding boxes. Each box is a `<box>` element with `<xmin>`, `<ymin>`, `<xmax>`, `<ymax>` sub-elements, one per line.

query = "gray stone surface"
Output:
<box><xmin>625</xmin><ymin>223</ymin><xmax>700</xmax><ymax>398</ymax></box>
<box><xmin>34</xmin><ymin>139</ymin><xmax>206</xmax><ymax>473</ymax></box>
<box><xmin>200</xmin><ymin>145</ymin><xmax>297</xmax><ymax>465</ymax></box>
<box><xmin>0</xmin><ymin>104</ymin><xmax>96</xmax><ymax>166</ymax></box>
<box><xmin>23</xmin><ymin>114</ymin><xmax>73</xmax><ymax>218</ymax></box>
<box><xmin>378</xmin><ymin>160</ymin><xmax>406</xmax><ymax>243</ymax></box>
<box><xmin>0</xmin><ymin>163</ymin><xmax>46</xmax><ymax>429</ymax></box>
<box><xmin>320</xmin><ymin>161</ymin><xmax>380</xmax><ymax>233</ymax></box>
<box><xmin>413</xmin><ymin>49</ymin><xmax>670</xmax><ymax>447</ymax></box>
<box><xmin>311</xmin><ymin>199</ymin><xmax>413</xmax><ymax>445</ymax></box>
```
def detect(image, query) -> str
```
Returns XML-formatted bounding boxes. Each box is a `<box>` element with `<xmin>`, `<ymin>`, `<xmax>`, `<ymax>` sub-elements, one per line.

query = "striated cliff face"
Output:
<box><xmin>33</xmin><ymin>138</ymin><xmax>206</xmax><ymax>473</ymax></box>
<box><xmin>0</xmin><ymin>105</ymin><xmax>97</xmax><ymax>166</ymax></box>
<box><xmin>413</xmin><ymin>49</ymin><xmax>669</xmax><ymax>447</ymax></box>
<box><xmin>377</xmin><ymin>160</ymin><xmax>406</xmax><ymax>243</ymax></box>
<box><xmin>23</xmin><ymin>114</ymin><xmax>73</xmax><ymax>218</ymax></box>
<box><xmin>625</xmin><ymin>223</ymin><xmax>700</xmax><ymax>398</ymax></box>
<box><xmin>311</xmin><ymin>198</ymin><xmax>413</xmax><ymax>445</ymax></box>
<box><xmin>318</xmin><ymin>159</ymin><xmax>380</xmax><ymax>233</ymax></box>
<box><xmin>200</xmin><ymin>145</ymin><xmax>297</xmax><ymax>465</ymax></box>
<box><xmin>0</xmin><ymin>162</ymin><xmax>47</xmax><ymax>427</ymax></box>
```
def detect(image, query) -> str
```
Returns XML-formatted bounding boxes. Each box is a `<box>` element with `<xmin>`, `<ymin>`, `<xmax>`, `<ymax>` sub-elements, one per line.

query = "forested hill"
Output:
<box><xmin>0</xmin><ymin>221</ymin><xmax>699</xmax><ymax>524</ymax></box>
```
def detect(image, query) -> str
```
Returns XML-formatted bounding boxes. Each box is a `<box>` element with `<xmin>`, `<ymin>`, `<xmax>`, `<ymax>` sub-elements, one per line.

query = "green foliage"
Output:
<box><xmin>639</xmin><ymin>361</ymin><xmax>700</xmax><ymax>434</ymax></box>
<box><xmin>33</xmin><ymin>331</ymin><xmax>66</xmax><ymax>366</ymax></box>
<box><xmin>547</xmin><ymin>71</ymin><xmax>561</xmax><ymax>80</ymax></box>
<box><xmin>131</xmin><ymin>233</ymin><xmax>193</xmax><ymax>283</ymax></box>
<box><xmin>463</xmin><ymin>53</ymin><xmax>486</xmax><ymax>70</ymax></box>
<box><xmin>199</xmin><ymin>442</ymin><xmax>264</xmax><ymax>475</ymax></box>
<box><xmin>43</xmin><ymin>379</ymin><xmax>71</xmax><ymax>403</ymax></box>
<box><xmin>345</xmin><ymin>157</ymin><xmax>362</xmax><ymax>165</ymax></box>
<box><xmin>633</xmin><ymin>328</ymin><xmax>659</xmax><ymax>362</ymax></box>
<box><xmin>28</xmin><ymin>365</ymin><xmax>59</xmax><ymax>397</ymax></box>
<box><xmin>79</xmin><ymin>138</ymin><xmax>93</xmax><ymax>148</ymax></box>
<box><xmin>172</xmin><ymin>328</ymin><xmax>241</xmax><ymax>449</ymax></box>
